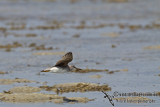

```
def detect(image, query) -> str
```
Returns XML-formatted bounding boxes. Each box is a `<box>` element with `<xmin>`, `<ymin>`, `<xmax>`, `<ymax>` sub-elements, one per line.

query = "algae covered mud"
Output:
<box><xmin>0</xmin><ymin>0</ymin><xmax>160</xmax><ymax>107</ymax></box>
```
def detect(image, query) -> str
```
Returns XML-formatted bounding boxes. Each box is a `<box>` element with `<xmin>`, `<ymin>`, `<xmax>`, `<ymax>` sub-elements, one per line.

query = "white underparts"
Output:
<box><xmin>44</xmin><ymin>67</ymin><xmax>69</xmax><ymax>72</ymax></box>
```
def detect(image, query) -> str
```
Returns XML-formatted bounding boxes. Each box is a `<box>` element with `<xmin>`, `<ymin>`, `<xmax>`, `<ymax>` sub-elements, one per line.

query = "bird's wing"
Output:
<box><xmin>55</xmin><ymin>52</ymin><xmax>73</xmax><ymax>67</ymax></box>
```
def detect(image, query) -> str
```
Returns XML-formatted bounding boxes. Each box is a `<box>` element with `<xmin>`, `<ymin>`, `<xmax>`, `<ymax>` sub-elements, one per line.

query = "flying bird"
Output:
<box><xmin>41</xmin><ymin>52</ymin><xmax>81</xmax><ymax>72</ymax></box>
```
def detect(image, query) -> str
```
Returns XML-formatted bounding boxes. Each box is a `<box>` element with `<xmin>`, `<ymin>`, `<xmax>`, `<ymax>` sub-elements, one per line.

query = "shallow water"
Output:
<box><xmin>0</xmin><ymin>0</ymin><xmax>160</xmax><ymax>107</ymax></box>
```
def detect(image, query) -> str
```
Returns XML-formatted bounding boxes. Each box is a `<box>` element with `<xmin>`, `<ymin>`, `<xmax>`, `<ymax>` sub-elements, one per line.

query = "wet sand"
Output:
<box><xmin>0</xmin><ymin>0</ymin><xmax>160</xmax><ymax>107</ymax></box>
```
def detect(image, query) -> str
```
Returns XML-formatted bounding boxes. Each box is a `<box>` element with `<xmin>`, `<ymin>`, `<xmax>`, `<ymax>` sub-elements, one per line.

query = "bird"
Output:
<box><xmin>41</xmin><ymin>52</ymin><xmax>81</xmax><ymax>72</ymax></box>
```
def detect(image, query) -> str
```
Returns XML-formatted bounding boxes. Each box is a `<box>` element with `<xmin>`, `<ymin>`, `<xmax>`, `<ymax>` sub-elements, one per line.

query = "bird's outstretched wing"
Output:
<box><xmin>55</xmin><ymin>52</ymin><xmax>73</xmax><ymax>67</ymax></box>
